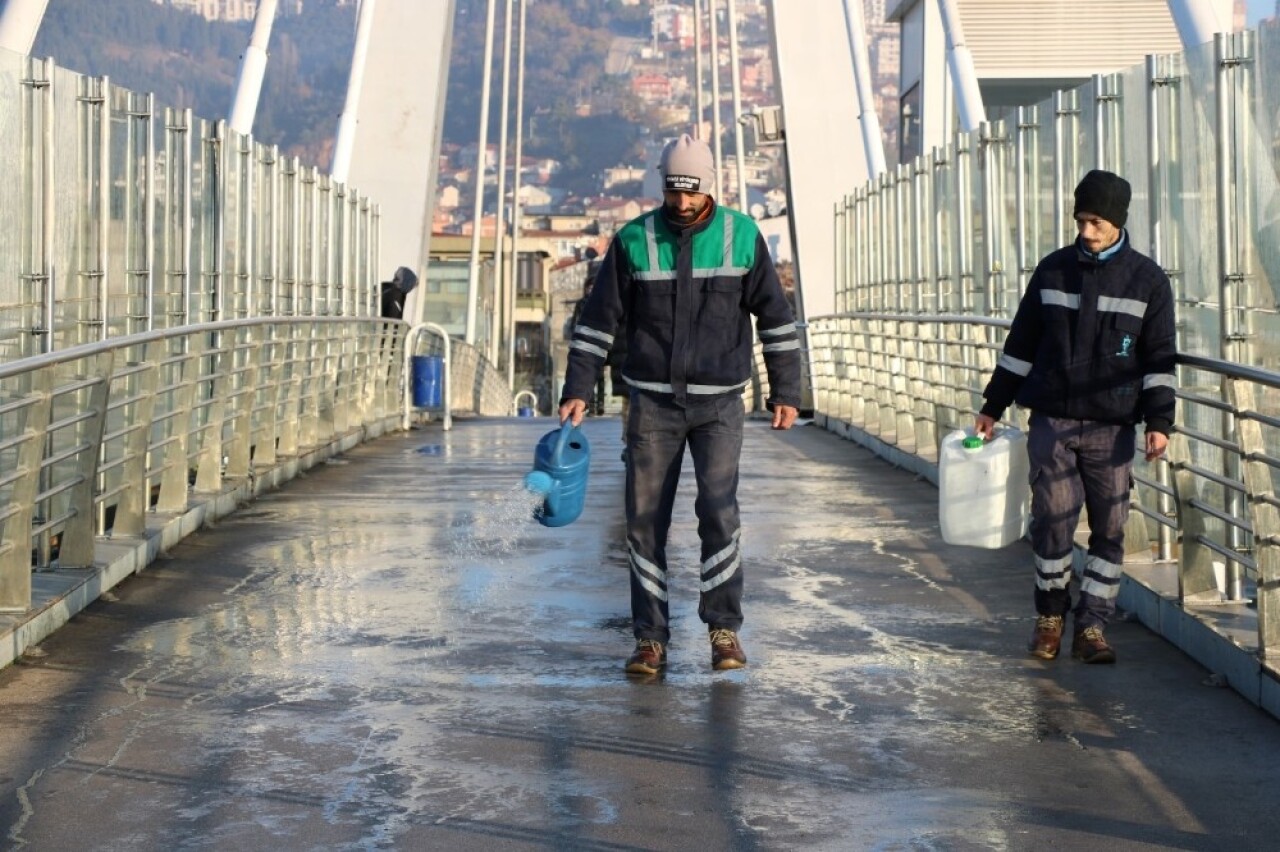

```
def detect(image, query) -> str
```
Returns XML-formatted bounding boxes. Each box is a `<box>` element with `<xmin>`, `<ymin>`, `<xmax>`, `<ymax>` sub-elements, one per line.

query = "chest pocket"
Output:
<box><xmin>637</xmin><ymin>280</ymin><xmax>676</xmax><ymax>326</ymax></box>
<box><xmin>699</xmin><ymin>278</ymin><xmax>743</xmax><ymax>322</ymax></box>
<box><xmin>1107</xmin><ymin>313</ymin><xmax>1141</xmax><ymax>359</ymax></box>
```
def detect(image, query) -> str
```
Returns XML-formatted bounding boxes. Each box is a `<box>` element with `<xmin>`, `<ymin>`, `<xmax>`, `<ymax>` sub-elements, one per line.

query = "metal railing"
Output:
<box><xmin>808</xmin><ymin>312</ymin><xmax>1280</xmax><ymax>662</ymax></box>
<box><xmin>0</xmin><ymin>316</ymin><xmax>408</xmax><ymax>612</ymax></box>
<box><xmin>0</xmin><ymin>48</ymin><xmax>382</xmax><ymax>366</ymax></box>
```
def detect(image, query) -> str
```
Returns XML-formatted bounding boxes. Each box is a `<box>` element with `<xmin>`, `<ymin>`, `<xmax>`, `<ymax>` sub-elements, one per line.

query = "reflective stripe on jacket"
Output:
<box><xmin>562</xmin><ymin>200</ymin><xmax>802</xmax><ymax>408</ymax></box>
<box><xmin>980</xmin><ymin>235</ymin><xmax>1177</xmax><ymax>433</ymax></box>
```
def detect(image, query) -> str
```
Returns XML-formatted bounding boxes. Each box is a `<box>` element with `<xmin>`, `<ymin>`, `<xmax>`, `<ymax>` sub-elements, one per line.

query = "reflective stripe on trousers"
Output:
<box><xmin>1026</xmin><ymin>412</ymin><xmax>1135</xmax><ymax>627</ymax></box>
<box><xmin>625</xmin><ymin>390</ymin><xmax>744</xmax><ymax>643</ymax></box>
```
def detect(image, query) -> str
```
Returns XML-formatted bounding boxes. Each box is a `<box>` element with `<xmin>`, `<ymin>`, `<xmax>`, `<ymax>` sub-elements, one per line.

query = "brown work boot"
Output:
<box><xmin>1071</xmin><ymin>625</ymin><xmax>1116</xmax><ymax>664</ymax></box>
<box><xmin>709</xmin><ymin>629</ymin><xmax>747</xmax><ymax>670</ymax></box>
<box><xmin>625</xmin><ymin>639</ymin><xmax>666</xmax><ymax>675</ymax></box>
<box><xmin>1028</xmin><ymin>615</ymin><xmax>1065</xmax><ymax>660</ymax></box>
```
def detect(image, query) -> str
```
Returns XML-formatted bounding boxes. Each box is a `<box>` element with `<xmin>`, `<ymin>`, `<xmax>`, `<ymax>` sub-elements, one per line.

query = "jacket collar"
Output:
<box><xmin>1076</xmin><ymin>229</ymin><xmax>1128</xmax><ymax>265</ymax></box>
<box><xmin>660</xmin><ymin>197</ymin><xmax>718</xmax><ymax>236</ymax></box>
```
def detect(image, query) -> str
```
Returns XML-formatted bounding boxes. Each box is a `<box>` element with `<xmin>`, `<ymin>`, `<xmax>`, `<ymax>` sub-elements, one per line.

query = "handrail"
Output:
<box><xmin>806</xmin><ymin>310</ymin><xmax>1280</xmax><ymax>670</ymax></box>
<box><xmin>0</xmin><ymin>317</ymin><xmax>409</xmax><ymax>612</ymax></box>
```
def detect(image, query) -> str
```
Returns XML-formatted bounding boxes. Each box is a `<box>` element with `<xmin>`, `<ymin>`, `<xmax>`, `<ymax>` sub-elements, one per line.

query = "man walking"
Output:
<box><xmin>975</xmin><ymin>169</ymin><xmax>1176</xmax><ymax>664</ymax></box>
<box><xmin>559</xmin><ymin>133</ymin><xmax>802</xmax><ymax>675</ymax></box>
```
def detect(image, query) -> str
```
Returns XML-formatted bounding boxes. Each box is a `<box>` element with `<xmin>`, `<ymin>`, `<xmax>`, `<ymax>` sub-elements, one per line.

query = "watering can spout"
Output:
<box><xmin>523</xmin><ymin>470</ymin><xmax>553</xmax><ymax>496</ymax></box>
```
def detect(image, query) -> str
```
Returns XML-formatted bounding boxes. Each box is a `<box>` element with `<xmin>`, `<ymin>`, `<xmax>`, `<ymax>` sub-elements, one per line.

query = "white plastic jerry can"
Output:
<box><xmin>938</xmin><ymin>427</ymin><xmax>1031</xmax><ymax>548</ymax></box>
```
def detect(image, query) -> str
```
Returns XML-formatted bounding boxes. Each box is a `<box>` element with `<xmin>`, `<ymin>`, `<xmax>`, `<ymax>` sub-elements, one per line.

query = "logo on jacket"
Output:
<box><xmin>1116</xmin><ymin>334</ymin><xmax>1134</xmax><ymax>357</ymax></box>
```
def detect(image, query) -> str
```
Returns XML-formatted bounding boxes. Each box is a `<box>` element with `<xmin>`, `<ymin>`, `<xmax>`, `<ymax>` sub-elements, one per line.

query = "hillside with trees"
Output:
<box><xmin>32</xmin><ymin>0</ymin><xmax>357</xmax><ymax>165</ymax></box>
<box><xmin>32</xmin><ymin>0</ymin><xmax>659</xmax><ymax>186</ymax></box>
<box><xmin>443</xmin><ymin>0</ymin><xmax>656</xmax><ymax>195</ymax></box>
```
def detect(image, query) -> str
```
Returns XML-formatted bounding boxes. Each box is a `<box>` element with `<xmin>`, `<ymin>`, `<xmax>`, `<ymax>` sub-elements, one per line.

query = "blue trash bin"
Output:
<box><xmin>411</xmin><ymin>355</ymin><xmax>443</xmax><ymax>408</ymax></box>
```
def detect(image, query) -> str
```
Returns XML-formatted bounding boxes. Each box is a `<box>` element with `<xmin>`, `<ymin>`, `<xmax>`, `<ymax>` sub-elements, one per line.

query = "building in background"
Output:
<box><xmin>888</xmin><ymin>0</ymin><xmax>1241</xmax><ymax>162</ymax></box>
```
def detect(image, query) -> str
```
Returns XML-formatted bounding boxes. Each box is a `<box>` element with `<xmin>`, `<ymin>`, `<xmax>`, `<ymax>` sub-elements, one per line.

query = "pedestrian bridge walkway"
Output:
<box><xmin>1</xmin><ymin>415</ymin><xmax>1278</xmax><ymax>849</ymax></box>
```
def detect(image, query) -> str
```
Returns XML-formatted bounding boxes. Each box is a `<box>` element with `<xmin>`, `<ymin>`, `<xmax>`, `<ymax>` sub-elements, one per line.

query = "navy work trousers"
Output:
<box><xmin>625</xmin><ymin>391</ymin><xmax>744</xmax><ymax>643</ymax></box>
<box><xmin>1026</xmin><ymin>413</ymin><xmax>1135</xmax><ymax>629</ymax></box>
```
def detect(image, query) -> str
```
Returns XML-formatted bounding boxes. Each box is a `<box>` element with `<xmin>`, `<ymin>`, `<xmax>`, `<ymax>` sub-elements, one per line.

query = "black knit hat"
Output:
<box><xmin>1073</xmin><ymin>170</ymin><xmax>1131</xmax><ymax>229</ymax></box>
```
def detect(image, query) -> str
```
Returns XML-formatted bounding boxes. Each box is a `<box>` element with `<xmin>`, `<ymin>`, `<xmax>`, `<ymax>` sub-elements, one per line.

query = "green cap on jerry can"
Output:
<box><xmin>962</xmin><ymin>435</ymin><xmax>984</xmax><ymax>451</ymax></box>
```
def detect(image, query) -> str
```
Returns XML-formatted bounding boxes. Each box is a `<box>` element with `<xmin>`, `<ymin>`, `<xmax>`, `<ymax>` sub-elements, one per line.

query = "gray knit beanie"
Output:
<box><xmin>659</xmin><ymin>134</ymin><xmax>715</xmax><ymax>195</ymax></box>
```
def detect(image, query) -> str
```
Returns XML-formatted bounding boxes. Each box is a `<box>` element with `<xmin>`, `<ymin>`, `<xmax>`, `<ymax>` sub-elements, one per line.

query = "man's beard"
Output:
<box><xmin>665</xmin><ymin>202</ymin><xmax>700</xmax><ymax>224</ymax></box>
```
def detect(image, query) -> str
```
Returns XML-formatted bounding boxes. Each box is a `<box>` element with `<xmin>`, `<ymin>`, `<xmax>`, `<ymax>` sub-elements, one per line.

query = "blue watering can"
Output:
<box><xmin>523</xmin><ymin>421</ymin><xmax>591</xmax><ymax>527</ymax></box>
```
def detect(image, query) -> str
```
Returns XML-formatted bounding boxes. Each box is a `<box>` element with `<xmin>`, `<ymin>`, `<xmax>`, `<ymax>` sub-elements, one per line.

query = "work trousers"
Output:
<box><xmin>625</xmin><ymin>391</ymin><xmax>744</xmax><ymax>643</ymax></box>
<box><xmin>1026</xmin><ymin>413</ymin><xmax>1135</xmax><ymax>629</ymax></box>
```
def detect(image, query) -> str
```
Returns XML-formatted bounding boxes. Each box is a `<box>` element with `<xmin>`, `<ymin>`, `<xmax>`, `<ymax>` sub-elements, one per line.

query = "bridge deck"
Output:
<box><xmin>0</xmin><ymin>416</ymin><xmax>1278</xmax><ymax>849</ymax></box>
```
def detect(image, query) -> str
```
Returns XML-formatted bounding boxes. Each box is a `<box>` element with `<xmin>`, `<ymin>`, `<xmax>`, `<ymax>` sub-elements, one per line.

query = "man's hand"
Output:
<box><xmin>1145</xmin><ymin>430</ymin><xmax>1169</xmax><ymax>462</ymax></box>
<box><xmin>772</xmin><ymin>404</ymin><xmax>799</xmax><ymax>430</ymax></box>
<box><xmin>974</xmin><ymin>413</ymin><xmax>997</xmax><ymax>440</ymax></box>
<box><xmin>559</xmin><ymin>398</ymin><xmax>587</xmax><ymax>427</ymax></box>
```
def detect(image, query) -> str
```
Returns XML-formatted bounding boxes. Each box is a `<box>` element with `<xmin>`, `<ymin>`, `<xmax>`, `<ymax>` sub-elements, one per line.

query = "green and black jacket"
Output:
<box><xmin>562</xmin><ymin>200</ymin><xmax>802</xmax><ymax>409</ymax></box>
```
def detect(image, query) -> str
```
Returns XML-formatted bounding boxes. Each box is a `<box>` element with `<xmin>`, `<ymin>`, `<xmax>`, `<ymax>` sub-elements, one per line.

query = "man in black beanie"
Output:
<box><xmin>973</xmin><ymin>169</ymin><xmax>1177</xmax><ymax>665</ymax></box>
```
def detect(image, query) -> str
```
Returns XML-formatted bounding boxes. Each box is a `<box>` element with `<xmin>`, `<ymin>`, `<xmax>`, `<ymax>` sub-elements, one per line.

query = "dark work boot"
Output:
<box><xmin>625</xmin><ymin>639</ymin><xmax>666</xmax><ymax>675</ymax></box>
<box><xmin>1028</xmin><ymin>615</ymin><xmax>1065</xmax><ymax>660</ymax></box>
<box><xmin>709</xmin><ymin>629</ymin><xmax>747</xmax><ymax>670</ymax></box>
<box><xmin>1071</xmin><ymin>625</ymin><xmax>1116</xmax><ymax>664</ymax></box>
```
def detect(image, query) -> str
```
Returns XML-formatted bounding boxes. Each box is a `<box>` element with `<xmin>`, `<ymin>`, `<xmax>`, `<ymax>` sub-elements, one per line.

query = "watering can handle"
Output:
<box><xmin>552</xmin><ymin>421</ymin><xmax>575</xmax><ymax>466</ymax></box>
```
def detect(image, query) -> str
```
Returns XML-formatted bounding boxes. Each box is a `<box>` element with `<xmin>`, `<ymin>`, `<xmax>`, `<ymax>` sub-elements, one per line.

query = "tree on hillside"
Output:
<box><xmin>443</xmin><ymin>0</ymin><xmax>652</xmax><ymax>190</ymax></box>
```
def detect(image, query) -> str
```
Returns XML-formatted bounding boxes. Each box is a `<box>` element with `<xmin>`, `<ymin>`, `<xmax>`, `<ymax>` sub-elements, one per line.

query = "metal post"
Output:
<box><xmin>727</xmin><ymin>0</ymin><xmax>749</xmax><ymax>211</ymax></box>
<box><xmin>1215</xmin><ymin>33</ymin><xmax>1245</xmax><ymax>602</ymax></box>
<box><xmin>244</xmin><ymin>136</ymin><xmax>256</xmax><ymax>318</ymax></box>
<box><xmin>270</xmin><ymin>145</ymin><xmax>281</xmax><ymax>316</ymax></box>
<box><xmin>466</xmin><ymin>0</ymin><xmax>499</xmax><ymax>345</ymax></box>
<box><xmin>1146</xmin><ymin>53</ymin><xmax>1176</xmax><ymax>563</ymax></box>
<box><xmin>694</xmin><ymin>0</ymin><xmax>705</xmax><ymax>138</ymax></box>
<box><xmin>1092</xmin><ymin>73</ymin><xmax>1106</xmax><ymax>168</ymax></box>
<box><xmin>833</xmin><ymin>202</ymin><xmax>842</xmax><ymax>312</ymax></box>
<box><xmin>955</xmin><ymin>134</ymin><xmax>973</xmax><ymax>314</ymax></box>
<box><xmin>227</xmin><ymin>0</ymin><xmax>279</xmax><ymax>135</ymax></box>
<box><xmin>331</xmin><ymin>0</ymin><xmax>377</xmax><ymax>184</ymax></box>
<box><xmin>144</xmin><ymin>92</ymin><xmax>156</xmax><ymax>331</ymax></box>
<box><xmin>984</xmin><ymin>121</ymin><xmax>1009</xmax><ymax>317</ymax></box>
<box><xmin>491</xmin><ymin>0</ymin><xmax>514</xmax><ymax>368</ymax></box>
<box><xmin>42</xmin><ymin>58</ymin><xmax>54</xmax><ymax>352</ymax></box>
<box><xmin>214</xmin><ymin>122</ymin><xmax>227</xmax><ymax>322</ymax></box>
<box><xmin>932</xmin><ymin>147</ymin><xmax>949</xmax><ymax>312</ymax></box>
<box><xmin>507</xmin><ymin>0</ymin><xmax>527</xmax><ymax>387</ymax></box>
<box><xmin>913</xmin><ymin>160</ymin><xmax>926</xmax><ymax>313</ymax></box>
<box><xmin>181</xmin><ymin>108</ymin><xmax>193</xmax><ymax>325</ymax></box>
<box><xmin>708</xmin><ymin>0</ymin><xmax>723</xmax><ymax>200</ymax></box>
<box><xmin>1053</xmin><ymin>90</ymin><xmax>1076</xmax><ymax>245</ymax></box>
<box><xmin>99</xmin><ymin>77</ymin><xmax>111</xmax><ymax>338</ymax></box>
<box><xmin>1015</xmin><ymin>106</ymin><xmax>1029</xmax><ymax>299</ymax></box>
